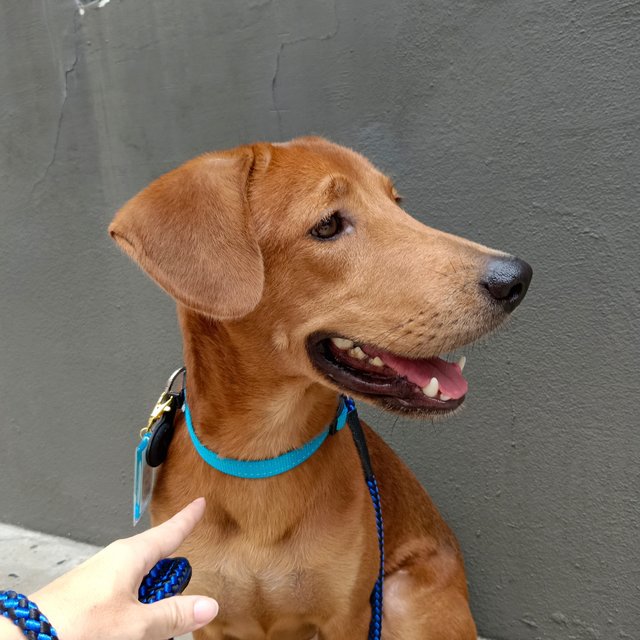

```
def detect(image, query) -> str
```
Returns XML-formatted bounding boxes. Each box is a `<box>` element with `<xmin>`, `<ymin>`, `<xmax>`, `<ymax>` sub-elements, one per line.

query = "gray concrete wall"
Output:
<box><xmin>1</xmin><ymin>1</ymin><xmax>638</xmax><ymax>638</ymax></box>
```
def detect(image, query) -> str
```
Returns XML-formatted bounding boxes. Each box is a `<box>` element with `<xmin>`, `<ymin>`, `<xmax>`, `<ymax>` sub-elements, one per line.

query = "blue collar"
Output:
<box><xmin>183</xmin><ymin>394</ymin><xmax>351</xmax><ymax>479</ymax></box>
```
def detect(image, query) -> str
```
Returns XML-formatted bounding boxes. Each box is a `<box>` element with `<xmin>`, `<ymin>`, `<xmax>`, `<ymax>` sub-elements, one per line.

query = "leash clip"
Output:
<box><xmin>139</xmin><ymin>367</ymin><xmax>186</xmax><ymax>438</ymax></box>
<box><xmin>328</xmin><ymin>396</ymin><xmax>347</xmax><ymax>436</ymax></box>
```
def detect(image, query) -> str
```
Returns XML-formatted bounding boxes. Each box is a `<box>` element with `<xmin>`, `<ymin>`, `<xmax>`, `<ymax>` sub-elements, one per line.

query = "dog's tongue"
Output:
<box><xmin>372</xmin><ymin>351</ymin><xmax>468</xmax><ymax>399</ymax></box>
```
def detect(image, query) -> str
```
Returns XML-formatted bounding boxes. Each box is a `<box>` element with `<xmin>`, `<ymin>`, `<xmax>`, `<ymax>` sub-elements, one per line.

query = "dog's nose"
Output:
<box><xmin>481</xmin><ymin>256</ymin><xmax>533</xmax><ymax>313</ymax></box>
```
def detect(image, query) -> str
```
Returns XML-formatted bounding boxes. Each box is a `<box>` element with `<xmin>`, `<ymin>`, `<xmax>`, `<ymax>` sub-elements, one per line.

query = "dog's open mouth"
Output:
<box><xmin>307</xmin><ymin>334</ymin><xmax>468</xmax><ymax>414</ymax></box>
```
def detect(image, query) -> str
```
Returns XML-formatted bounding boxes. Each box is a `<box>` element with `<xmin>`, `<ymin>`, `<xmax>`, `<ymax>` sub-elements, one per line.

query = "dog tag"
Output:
<box><xmin>133</xmin><ymin>431</ymin><xmax>155</xmax><ymax>526</ymax></box>
<box><xmin>133</xmin><ymin>372</ymin><xmax>185</xmax><ymax>526</ymax></box>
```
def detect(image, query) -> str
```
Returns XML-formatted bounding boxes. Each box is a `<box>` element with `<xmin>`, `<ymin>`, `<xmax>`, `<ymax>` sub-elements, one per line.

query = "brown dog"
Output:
<box><xmin>110</xmin><ymin>137</ymin><xmax>531</xmax><ymax>640</ymax></box>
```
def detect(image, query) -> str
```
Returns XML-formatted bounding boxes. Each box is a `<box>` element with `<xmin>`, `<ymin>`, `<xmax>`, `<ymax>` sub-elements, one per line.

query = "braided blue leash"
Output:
<box><xmin>138</xmin><ymin>557</ymin><xmax>192</xmax><ymax>640</ymax></box>
<box><xmin>366</xmin><ymin>476</ymin><xmax>384</xmax><ymax>639</ymax></box>
<box><xmin>343</xmin><ymin>396</ymin><xmax>385</xmax><ymax>640</ymax></box>
<box><xmin>0</xmin><ymin>591</ymin><xmax>58</xmax><ymax>640</ymax></box>
<box><xmin>138</xmin><ymin>557</ymin><xmax>192</xmax><ymax>604</ymax></box>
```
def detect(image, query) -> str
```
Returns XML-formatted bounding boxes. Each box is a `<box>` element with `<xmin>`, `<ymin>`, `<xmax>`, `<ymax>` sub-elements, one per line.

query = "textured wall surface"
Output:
<box><xmin>1</xmin><ymin>1</ymin><xmax>639</xmax><ymax>638</ymax></box>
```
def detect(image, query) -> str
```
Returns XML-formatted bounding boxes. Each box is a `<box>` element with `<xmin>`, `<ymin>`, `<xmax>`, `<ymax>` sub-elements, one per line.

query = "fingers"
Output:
<box><xmin>141</xmin><ymin>595</ymin><xmax>219</xmax><ymax>639</ymax></box>
<box><xmin>133</xmin><ymin>497</ymin><xmax>206</xmax><ymax>571</ymax></box>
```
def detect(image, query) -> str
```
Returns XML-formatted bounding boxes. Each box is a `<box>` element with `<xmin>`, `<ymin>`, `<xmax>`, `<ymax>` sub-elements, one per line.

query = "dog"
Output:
<box><xmin>110</xmin><ymin>137</ymin><xmax>532</xmax><ymax>639</ymax></box>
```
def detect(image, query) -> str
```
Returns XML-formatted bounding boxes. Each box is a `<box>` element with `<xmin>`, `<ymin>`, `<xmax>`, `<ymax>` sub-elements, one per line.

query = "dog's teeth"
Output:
<box><xmin>422</xmin><ymin>377</ymin><xmax>439</xmax><ymax>398</ymax></box>
<box><xmin>457</xmin><ymin>356</ymin><xmax>466</xmax><ymax>371</ymax></box>
<box><xmin>440</xmin><ymin>394</ymin><xmax>451</xmax><ymax>401</ymax></box>
<box><xmin>349</xmin><ymin>346</ymin><xmax>367</xmax><ymax>360</ymax></box>
<box><xmin>331</xmin><ymin>337</ymin><xmax>354</xmax><ymax>350</ymax></box>
<box><xmin>370</xmin><ymin>356</ymin><xmax>384</xmax><ymax>367</ymax></box>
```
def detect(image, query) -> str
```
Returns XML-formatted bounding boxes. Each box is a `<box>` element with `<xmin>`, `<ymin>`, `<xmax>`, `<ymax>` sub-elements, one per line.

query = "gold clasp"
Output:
<box><xmin>139</xmin><ymin>394</ymin><xmax>174</xmax><ymax>438</ymax></box>
<box><xmin>139</xmin><ymin>367</ymin><xmax>186</xmax><ymax>439</ymax></box>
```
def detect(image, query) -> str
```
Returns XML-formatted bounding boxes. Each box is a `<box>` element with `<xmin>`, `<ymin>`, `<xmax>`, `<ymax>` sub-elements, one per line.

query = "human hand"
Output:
<box><xmin>1</xmin><ymin>498</ymin><xmax>218</xmax><ymax>640</ymax></box>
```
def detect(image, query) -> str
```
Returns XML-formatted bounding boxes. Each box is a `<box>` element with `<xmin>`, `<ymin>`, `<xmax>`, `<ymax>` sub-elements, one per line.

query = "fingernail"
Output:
<box><xmin>193</xmin><ymin>598</ymin><xmax>218</xmax><ymax>624</ymax></box>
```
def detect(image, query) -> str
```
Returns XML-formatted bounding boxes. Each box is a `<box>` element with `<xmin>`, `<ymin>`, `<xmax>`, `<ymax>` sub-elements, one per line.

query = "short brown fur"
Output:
<box><xmin>110</xmin><ymin>137</ymin><xmax>514</xmax><ymax>639</ymax></box>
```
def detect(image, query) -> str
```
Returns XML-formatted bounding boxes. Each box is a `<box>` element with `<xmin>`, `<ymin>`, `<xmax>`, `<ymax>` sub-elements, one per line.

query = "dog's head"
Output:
<box><xmin>110</xmin><ymin>137</ymin><xmax>531</xmax><ymax>416</ymax></box>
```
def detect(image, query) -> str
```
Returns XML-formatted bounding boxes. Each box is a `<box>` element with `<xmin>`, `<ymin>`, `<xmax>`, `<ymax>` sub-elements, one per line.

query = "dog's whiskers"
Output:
<box><xmin>366</xmin><ymin>316</ymin><xmax>418</xmax><ymax>346</ymax></box>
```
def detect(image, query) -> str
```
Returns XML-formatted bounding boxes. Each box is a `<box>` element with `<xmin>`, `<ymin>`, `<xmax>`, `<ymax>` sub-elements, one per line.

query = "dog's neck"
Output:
<box><xmin>178</xmin><ymin>307</ymin><xmax>340</xmax><ymax>460</ymax></box>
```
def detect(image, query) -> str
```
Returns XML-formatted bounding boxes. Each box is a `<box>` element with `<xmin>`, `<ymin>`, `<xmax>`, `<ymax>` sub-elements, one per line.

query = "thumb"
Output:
<box><xmin>142</xmin><ymin>595</ymin><xmax>219</xmax><ymax>639</ymax></box>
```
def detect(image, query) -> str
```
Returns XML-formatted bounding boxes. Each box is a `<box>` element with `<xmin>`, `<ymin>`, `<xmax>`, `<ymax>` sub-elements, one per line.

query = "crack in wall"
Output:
<box><xmin>30</xmin><ymin>10</ymin><xmax>81</xmax><ymax>201</ymax></box>
<box><xmin>270</xmin><ymin>0</ymin><xmax>339</xmax><ymax>137</ymax></box>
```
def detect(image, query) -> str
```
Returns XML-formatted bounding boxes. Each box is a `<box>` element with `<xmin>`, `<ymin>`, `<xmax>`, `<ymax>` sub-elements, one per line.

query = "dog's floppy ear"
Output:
<box><xmin>109</xmin><ymin>148</ymin><xmax>263</xmax><ymax>319</ymax></box>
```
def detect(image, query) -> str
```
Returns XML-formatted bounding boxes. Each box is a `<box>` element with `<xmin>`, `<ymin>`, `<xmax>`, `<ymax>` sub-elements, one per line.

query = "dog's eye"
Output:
<box><xmin>310</xmin><ymin>213</ymin><xmax>344</xmax><ymax>240</ymax></box>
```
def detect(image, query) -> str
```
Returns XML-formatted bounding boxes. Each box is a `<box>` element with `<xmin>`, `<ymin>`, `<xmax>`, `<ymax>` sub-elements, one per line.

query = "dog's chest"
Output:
<box><xmin>183</xmin><ymin>525</ymin><xmax>364</xmax><ymax>639</ymax></box>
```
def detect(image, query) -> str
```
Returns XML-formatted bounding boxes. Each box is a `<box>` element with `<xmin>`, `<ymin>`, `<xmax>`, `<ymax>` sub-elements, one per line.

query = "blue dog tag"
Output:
<box><xmin>133</xmin><ymin>432</ymin><xmax>155</xmax><ymax>526</ymax></box>
<box><xmin>132</xmin><ymin>369</ymin><xmax>186</xmax><ymax>527</ymax></box>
